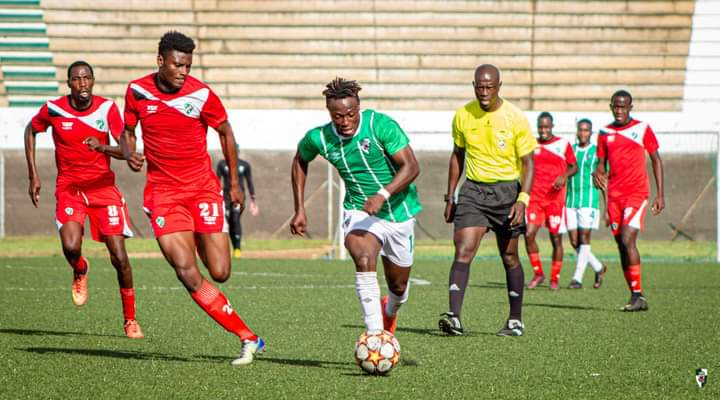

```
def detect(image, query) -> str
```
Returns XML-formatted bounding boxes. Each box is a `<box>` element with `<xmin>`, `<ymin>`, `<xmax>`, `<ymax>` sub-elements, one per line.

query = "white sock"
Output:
<box><xmin>572</xmin><ymin>245</ymin><xmax>591</xmax><ymax>283</ymax></box>
<box><xmin>587</xmin><ymin>247</ymin><xmax>603</xmax><ymax>272</ymax></box>
<box><xmin>355</xmin><ymin>271</ymin><xmax>382</xmax><ymax>331</ymax></box>
<box><xmin>385</xmin><ymin>281</ymin><xmax>410</xmax><ymax>317</ymax></box>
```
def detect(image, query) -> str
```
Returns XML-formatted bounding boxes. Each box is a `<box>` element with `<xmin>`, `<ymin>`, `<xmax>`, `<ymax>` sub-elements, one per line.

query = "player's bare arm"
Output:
<box><xmin>119</xmin><ymin>125</ymin><xmax>145</xmax><ymax>172</ymax></box>
<box><xmin>593</xmin><ymin>158</ymin><xmax>608</xmax><ymax>192</ymax></box>
<box><xmin>23</xmin><ymin>122</ymin><xmax>41</xmax><ymax>207</ymax></box>
<box><xmin>362</xmin><ymin>145</ymin><xmax>420</xmax><ymax>216</ymax></box>
<box><xmin>649</xmin><ymin>150</ymin><xmax>665</xmax><ymax>215</ymax></box>
<box><xmin>83</xmin><ymin>136</ymin><xmax>125</xmax><ymax>159</ymax></box>
<box><xmin>290</xmin><ymin>151</ymin><xmax>310</xmax><ymax>236</ymax></box>
<box><xmin>553</xmin><ymin>161</ymin><xmax>578</xmax><ymax>190</ymax></box>
<box><xmin>509</xmin><ymin>152</ymin><xmax>534</xmax><ymax>226</ymax></box>
<box><xmin>217</xmin><ymin>120</ymin><xmax>245</xmax><ymax>212</ymax></box>
<box><xmin>444</xmin><ymin>145</ymin><xmax>465</xmax><ymax>223</ymax></box>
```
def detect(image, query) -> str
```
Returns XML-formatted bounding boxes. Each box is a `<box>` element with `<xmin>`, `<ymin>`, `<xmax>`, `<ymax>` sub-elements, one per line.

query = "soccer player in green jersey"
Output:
<box><xmin>290</xmin><ymin>78</ymin><xmax>422</xmax><ymax>335</ymax></box>
<box><xmin>566</xmin><ymin>119</ymin><xmax>607</xmax><ymax>289</ymax></box>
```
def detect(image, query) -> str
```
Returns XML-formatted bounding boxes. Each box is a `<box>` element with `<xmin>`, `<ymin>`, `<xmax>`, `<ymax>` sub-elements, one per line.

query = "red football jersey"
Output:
<box><xmin>123</xmin><ymin>73</ymin><xmax>227</xmax><ymax>190</ymax></box>
<box><xmin>31</xmin><ymin>95</ymin><xmax>123</xmax><ymax>192</ymax></box>
<box><xmin>597</xmin><ymin>119</ymin><xmax>659</xmax><ymax>200</ymax></box>
<box><xmin>530</xmin><ymin>136</ymin><xmax>576</xmax><ymax>203</ymax></box>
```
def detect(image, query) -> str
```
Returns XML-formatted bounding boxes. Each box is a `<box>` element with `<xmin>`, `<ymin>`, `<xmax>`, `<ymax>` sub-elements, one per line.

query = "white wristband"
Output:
<box><xmin>377</xmin><ymin>188</ymin><xmax>391</xmax><ymax>200</ymax></box>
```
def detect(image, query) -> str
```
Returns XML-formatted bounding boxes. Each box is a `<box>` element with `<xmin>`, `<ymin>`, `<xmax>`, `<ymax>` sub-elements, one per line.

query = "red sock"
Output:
<box><xmin>72</xmin><ymin>256</ymin><xmax>88</xmax><ymax>274</ymax></box>
<box><xmin>529</xmin><ymin>253</ymin><xmax>544</xmax><ymax>276</ymax></box>
<box><xmin>550</xmin><ymin>260</ymin><xmax>562</xmax><ymax>284</ymax></box>
<box><xmin>624</xmin><ymin>264</ymin><xmax>643</xmax><ymax>293</ymax></box>
<box><xmin>120</xmin><ymin>288</ymin><xmax>136</xmax><ymax>321</ymax></box>
<box><xmin>190</xmin><ymin>279</ymin><xmax>257</xmax><ymax>341</ymax></box>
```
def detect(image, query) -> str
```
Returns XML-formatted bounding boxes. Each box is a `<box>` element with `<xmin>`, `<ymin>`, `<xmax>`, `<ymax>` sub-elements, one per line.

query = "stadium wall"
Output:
<box><xmin>1</xmin><ymin>108</ymin><xmax>717</xmax><ymax>242</ymax></box>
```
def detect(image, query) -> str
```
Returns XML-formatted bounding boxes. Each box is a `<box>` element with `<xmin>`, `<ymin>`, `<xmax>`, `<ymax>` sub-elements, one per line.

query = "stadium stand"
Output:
<box><xmin>0</xmin><ymin>0</ymin><xmax>697</xmax><ymax>110</ymax></box>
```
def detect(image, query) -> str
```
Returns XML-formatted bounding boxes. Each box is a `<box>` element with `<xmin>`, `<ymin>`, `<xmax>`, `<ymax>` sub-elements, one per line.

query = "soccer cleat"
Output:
<box><xmin>568</xmin><ymin>279</ymin><xmax>582</xmax><ymax>289</ymax></box>
<box><xmin>622</xmin><ymin>295</ymin><xmax>649</xmax><ymax>312</ymax></box>
<box><xmin>527</xmin><ymin>274</ymin><xmax>545</xmax><ymax>289</ymax></box>
<box><xmin>549</xmin><ymin>281</ymin><xmax>559</xmax><ymax>291</ymax></box>
<box><xmin>380</xmin><ymin>295</ymin><xmax>398</xmax><ymax>334</ymax></box>
<box><xmin>233</xmin><ymin>248</ymin><xmax>242</xmax><ymax>258</ymax></box>
<box><xmin>593</xmin><ymin>264</ymin><xmax>607</xmax><ymax>289</ymax></box>
<box><xmin>231</xmin><ymin>337</ymin><xmax>265</xmax><ymax>366</ymax></box>
<box><xmin>496</xmin><ymin>319</ymin><xmax>524</xmax><ymax>337</ymax></box>
<box><xmin>123</xmin><ymin>319</ymin><xmax>145</xmax><ymax>339</ymax></box>
<box><xmin>71</xmin><ymin>257</ymin><xmax>89</xmax><ymax>306</ymax></box>
<box><xmin>438</xmin><ymin>312</ymin><xmax>464</xmax><ymax>336</ymax></box>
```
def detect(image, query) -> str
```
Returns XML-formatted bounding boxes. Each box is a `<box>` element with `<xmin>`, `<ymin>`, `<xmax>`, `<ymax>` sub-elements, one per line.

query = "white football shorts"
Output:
<box><xmin>342</xmin><ymin>209</ymin><xmax>415</xmax><ymax>267</ymax></box>
<box><xmin>566</xmin><ymin>207</ymin><xmax>600</xmax><ymax>231</ymax></box>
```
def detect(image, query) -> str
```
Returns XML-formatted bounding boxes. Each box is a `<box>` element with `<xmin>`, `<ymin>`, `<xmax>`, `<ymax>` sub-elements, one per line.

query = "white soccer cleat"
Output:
<box><xmin>231</xmin><ymin>337</ymin><xmax>265</xmax><ymax>366</ymax></box>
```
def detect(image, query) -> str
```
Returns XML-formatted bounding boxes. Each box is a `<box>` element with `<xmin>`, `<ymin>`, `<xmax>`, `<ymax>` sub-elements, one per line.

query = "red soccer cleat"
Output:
<box><xmin>71</xmin><ymin>257</ymin><xmax>89</xmax><ymax>306</ymax></box>
<box><xmin>124</xmin><ymin>319</ymin><xmax>145</xmax><ymax>339</ymax></box>
<box><xmin>527</xmin><ymin>274</ymin><xmax>545</xmax><ymax>289</ymax></box>
<box><xmin>380</xmin><ymin>295</ymin><xmax>398</xmax><ymax>334</ymax></box>
<box><xmin>549</xmin><ymin>280</ymin><xmax>559</xmax><ymax>291</ymax></box>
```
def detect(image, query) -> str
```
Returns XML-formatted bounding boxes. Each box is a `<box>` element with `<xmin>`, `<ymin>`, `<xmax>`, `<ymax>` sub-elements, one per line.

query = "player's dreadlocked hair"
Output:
<box><xmin>537</xmin><ymin>111</ymin><xmax>554</xmax><ymax>123</ymax></box>
<box><xmin>611</xmin><ymin>89</ymin><xmax>633</xmax><ymax>104</ymax></box>
<box><xmin>158</xmin><ymin>31</ymin><xmax>196</xmax><ymax>57</ymax></box>
<box><xmin>323</xmin><ymin>77</ymin><xmax>362</xmax><ymax>102</ymax></box>
<box><xmin>67</xmin><ymin>60</ymin><xmax>93</xmax><ymax>79</ymax></box>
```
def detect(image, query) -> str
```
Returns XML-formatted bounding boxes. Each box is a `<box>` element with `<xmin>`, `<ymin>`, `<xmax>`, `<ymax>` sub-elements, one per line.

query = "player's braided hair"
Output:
<box><xmin>577</xmin><ymin>118</ymin><xmax>593</xmax><ymax>130</ymax></box>
<box><xmin>323</xmin><ymin>77</ymin><xmax>362</xmax><ymax>101</ymax></box>
<box><xmin>537</xmin><ymin>111</ymin><xmax>554</xmax><ymax>123</ymax></box>
<box><xmin>611</xmin><ymin>89</ymin><xmax>633</xmax><ymax>104</ymax></box>
<box><xmin>66</xmin><ymin>60</ymin><xmax>93</xmax><ymax>79</ymax></box>
<box><xmin>158</xmin><ymin>31</ymin><xmax>196</xmax><ymax>56</ymax></box>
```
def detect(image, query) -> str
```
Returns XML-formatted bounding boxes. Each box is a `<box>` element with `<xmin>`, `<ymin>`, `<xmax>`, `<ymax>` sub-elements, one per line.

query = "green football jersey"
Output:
<box><xmin>566</xmin><ymin>143</ymin><xmax>600</xmax><ymax>209</ymax></box>
<box><xmin>297</xmin><ymin>109</ymin><xmax>422</xmax><ymax>223</ymax></box>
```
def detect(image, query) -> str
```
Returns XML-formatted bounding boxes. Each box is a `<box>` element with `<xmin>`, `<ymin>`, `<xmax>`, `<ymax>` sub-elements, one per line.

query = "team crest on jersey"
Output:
<box><xmin>95</xmin><ymin>119</ymin><xmax>105</xmax><ymax>130</ymax></box>
<box><xmin>360</xmin><ymin>138</ymin><xmax>371</xmax><ymax>154</ymax></box>
<box><xmin>498</xmin><ymin>138</ymin><xmax>507</xmax><ymax>150</ymax></box>
<box><xmin>183</xmin><ymin>102</ymin><xmax>196</xmax><ymax>115</ymax></box>
<box><xmin>155</xmin><ymin>216</ymin><xmax>165</xmax><ymax>228</ymax></box>
<box><xmin>65</xmin><ymin>207</ymin><xmax>74</xmax><ymax>216</ymax></box>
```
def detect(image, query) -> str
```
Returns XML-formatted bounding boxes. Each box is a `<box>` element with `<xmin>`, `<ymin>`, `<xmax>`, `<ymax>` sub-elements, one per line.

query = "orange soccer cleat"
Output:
<box><xmin>71</xmin><ymin>258</ymin><xmax>89</xmax><ymax>306</ymax></box>
<box><xmin>380</xmin><ymin>295</ymin><xmax>398</xmax><ymax>334</ymax></box>
<box><xmin>124</xmin><ymin>319</ymin><xmax>145</xmax><ymax>339</ymax></box>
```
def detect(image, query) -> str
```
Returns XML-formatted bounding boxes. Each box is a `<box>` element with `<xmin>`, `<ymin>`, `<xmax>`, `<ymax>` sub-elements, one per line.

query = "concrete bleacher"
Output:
<box><xmin>0</xmin><ymin>0</ymin><xmax>698</xmax><ymax>110</ymax></box>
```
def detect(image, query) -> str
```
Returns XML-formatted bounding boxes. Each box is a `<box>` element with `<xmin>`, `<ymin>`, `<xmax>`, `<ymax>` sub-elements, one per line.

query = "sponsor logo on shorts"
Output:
<box><xmin>65</xmin><ymin>207</ymin><xmax>73</xmax><ymax>216</ymax></box>
<box><xmin>529</xmin><ymin>212</ymin><xmax>536</xmax><ymax>221</ymax></box>
<box><xmin>611</xmin><ymin>222</ymin><xmax>618</xmax><ymax>231</ymax></box>
<box><xmin>155</xmin><ymin>216</ymin><xmax>165</xmax><ymax>228</ymax></box>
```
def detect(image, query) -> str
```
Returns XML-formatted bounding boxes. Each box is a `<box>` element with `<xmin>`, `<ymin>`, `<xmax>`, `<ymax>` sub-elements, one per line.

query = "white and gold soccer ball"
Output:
<box><xmin>354</xmin><ymin>330</ymin><xmax>401</xmax><ymax>375</ymax></box>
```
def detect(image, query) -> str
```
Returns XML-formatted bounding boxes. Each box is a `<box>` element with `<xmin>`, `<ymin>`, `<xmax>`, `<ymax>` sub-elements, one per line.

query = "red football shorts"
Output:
<box><xmin>607</xmin><ymin>197</ymin><xmax>648</xmax><ymax>236</ymax></box>
<box><xmin>149</xmin><ymin>188</ymin><xmax>228</xmax><ymax>237</ymax></box>
<box><xmin>526</xmin><ymin>199</ymin><xmax>567</xmax><ymax>234</ymax></box>
<box><xmin>55</xmin><ymin>185</ymin><xmax>133</xmax><ymax>242</ymax></box>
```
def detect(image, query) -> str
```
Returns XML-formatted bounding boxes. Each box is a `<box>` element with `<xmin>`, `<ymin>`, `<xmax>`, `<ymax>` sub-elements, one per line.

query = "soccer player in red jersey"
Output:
<box><xmin>525</xmin><ymin>112</ymin><xmax>577</xmax><ymax>290</ymax></box>
<box><xmin>119</xmin><ymin>31</ymin><xmax>263</xmax><ymax>365</ymax></box>
<box><xmin>594</xmin><ymin>90</ymin><xmax>665</xmax><ymax>311</ymax></box>
<box><xmin>24</xmin><ymin>61</ymin><xmax>144</xmax><ymax>339</ymax></box>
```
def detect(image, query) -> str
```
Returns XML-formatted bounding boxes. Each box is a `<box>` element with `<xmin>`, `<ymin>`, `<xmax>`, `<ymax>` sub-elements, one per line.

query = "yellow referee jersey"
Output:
<box><xmin>452</xmin><ymin>98</ymin><xmax>536</xmax><ymax>183</ymax></box>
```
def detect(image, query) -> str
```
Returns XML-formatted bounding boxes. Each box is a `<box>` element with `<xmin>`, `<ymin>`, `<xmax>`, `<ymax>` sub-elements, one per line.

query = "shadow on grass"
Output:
<box><xmin>340</xmin><ymin>324</ymin><xmax>494</xmax><ymax>337</ymax></box>
<box><xmin>257</xmin><ymin>356</ymin><xmax>353</xmax><ymax>370</ymax></box>
<box><xmin>524</xmin><ymin>302</ymin><xmax>603</xmax><ymax>311</ymax></box>
<box><xmin>470</xmin><ymin>281</ymin><xmax>508</xmax><ymax>289</ymax></box>
<box><xmin>22</xmin><ymin>347</ymin><xmax>200</xmax><ymax>362</ymax></box>
<box><xmin>0</xmin><ymin>328</ymin><xmax>119</xmax><ymax>338</ymax></box>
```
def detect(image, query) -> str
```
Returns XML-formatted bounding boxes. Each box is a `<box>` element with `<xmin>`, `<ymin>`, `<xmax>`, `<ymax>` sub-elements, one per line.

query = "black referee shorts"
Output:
<box><xmin>453</xmin><ymin>179</ymin><xmax>525</xmax><ymax>238</ymax></box>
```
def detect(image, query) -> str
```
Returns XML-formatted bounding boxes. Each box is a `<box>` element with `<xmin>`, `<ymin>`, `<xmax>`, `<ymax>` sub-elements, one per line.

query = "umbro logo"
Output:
<box><xmin>61</xmin><ymin>121</ymin><xmax>73</xmax><ymax>130</ymax></box>
<box><xmin>147</xmin><ymin>105</ymin><xmax>158</xmax><ymax>113</ymax></box>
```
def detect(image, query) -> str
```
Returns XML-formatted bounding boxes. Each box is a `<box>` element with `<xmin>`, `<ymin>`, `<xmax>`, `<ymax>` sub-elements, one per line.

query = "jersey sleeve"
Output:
<box><xmin>451</xmin><ymin>111</ymin><xmax>466</xmax><ymax>148</ymax></box>
<box><xmin>107</xmin><ymin>102</ymin><xmax>124</xmax><ymax>139</ymax></box>
<box><xmin>513</xmin><ymin>113</ymin><xmax>536</xmax><ymax>157</ymax></box>
<box><xmin>123</xmin><ymin>84</ymin><xmax>139</xmax><ymax>128</ymax></box>
<box><xmin>643</xmin><ymin>124</ymin><xmax>659</xmax><ymax>153</ymax></box>
<box><xmin>30</xmin><ymin>104</ymin><xmax>51</xmax><ymax>133</ymax></box>
<box><xmin>596</xmin><ymin>134</ymin><xmax>607</xmax><ymax>159</ymax></box>
<box><xmin>201</xmin><ymin>88</ymin><xmax>228</xmax><ymax>130</ymax></box>
<box><xmin>373</xmin><ymin>112</ymin><xmax>409</xmax><ymax>156</ymax></box>
<box><xmin>297</xmin><ymin>128</ymin><xmax>320</xmax><ymax>162</ymax></box>
<box><xmin>565</xmin><ymin>142</ymin><xmax>577</xmax><ymax>165</ymax></box>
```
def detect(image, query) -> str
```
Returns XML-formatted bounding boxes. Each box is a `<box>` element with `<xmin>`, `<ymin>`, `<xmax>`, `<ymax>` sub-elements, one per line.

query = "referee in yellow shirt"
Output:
<box><xmin>439</xmin><ymin>64</ymin><xmax>536</xmax><ymax>337</ymax></box>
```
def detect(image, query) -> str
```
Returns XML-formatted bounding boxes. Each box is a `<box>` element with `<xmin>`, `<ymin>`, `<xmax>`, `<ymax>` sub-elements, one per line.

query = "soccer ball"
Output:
<box><xmin>354</xmin><ymin>330</ymin><xmax>401</xmax><ymax>375</ymax></box>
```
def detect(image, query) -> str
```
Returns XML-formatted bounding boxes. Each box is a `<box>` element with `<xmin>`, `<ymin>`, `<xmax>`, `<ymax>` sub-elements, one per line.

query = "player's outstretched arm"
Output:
<box><xmin>23</xmin><ymin>122</ymin><xmax>41</xmax><ymax>207</ymax></box>
<box><xmin>362</xmin><ymin>145</ymin><xmax>420</xmax><ymax>215</ymax></box>
<box><xmin>217</xmin><ymin>121</ymin><xmax>244</xmax><ymax>212</ymax></box>
<box><xmin>119</xmin><ymin>125</ymin><xmax>145</xmax><ymax>172</ymax></box>
<box><xmin>290</xmin><ymin>151</ymin><xmax>310</xmax><ymax>236</ymax></box>
<box><xmin>82</xmin><ymin>136</ymin><xmax>125</xmax><ymax>159</ymax></box>
<box><xmin>509</xmin><ymin>152</ymin><xmax>534</xmax><ymax>226</ymax></box>
<box><xmin>649</xmin><ymin>150</ymin><xmax>665</xmax><ymax>215</ymax></box>
<box><xmin>444</xmin><ymin>146</ymin><xmax>465</xmax><ymax>223</ymax></box>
